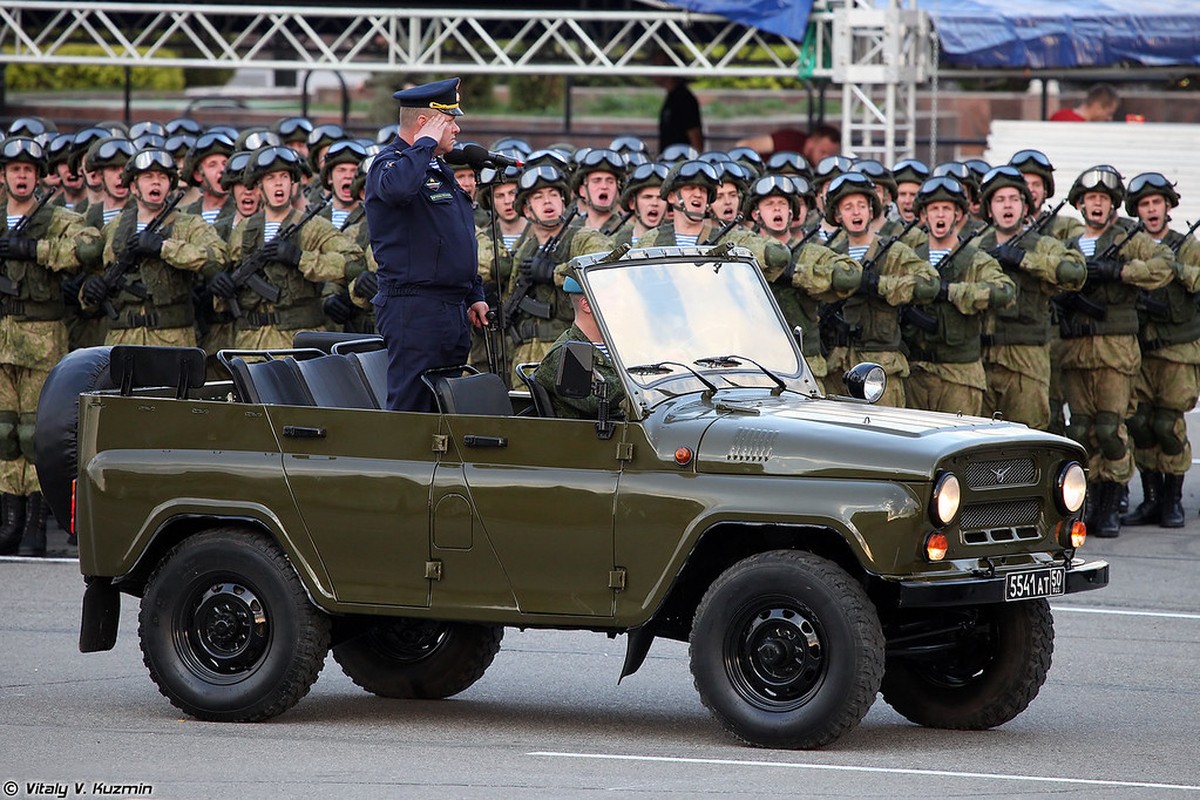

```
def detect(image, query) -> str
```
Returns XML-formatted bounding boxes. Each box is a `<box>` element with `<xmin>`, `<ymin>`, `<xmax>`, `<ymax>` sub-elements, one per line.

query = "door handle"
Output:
<box><xmin>283</xmin><ymin>425</ymin><xmax>326</xmax><ymax>439</ymax></box>
<box><xmin>463</xmin><ymin>435</ymin><xmax>507</xmax><ymax>448</ymax></box>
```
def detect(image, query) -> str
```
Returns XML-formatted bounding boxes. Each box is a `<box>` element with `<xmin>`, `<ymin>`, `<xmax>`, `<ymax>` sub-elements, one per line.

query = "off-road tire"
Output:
<box><xmin>333</xmin><ymin>619</ymin><xmax>503</xmax><ymax>699</ymax></box>
<box><xmin>138</xmin><ymin>527</ymin><xmax>331</xmax><ymax>722</ymax></box>
<box><xmin>881</xmin><ymin>599</ymin><xmax>1054</xmax><ymax>730</ymax></box>
<box><xmin>689</xmin><ymin>550</ymin><xmax>885</xmax><ymax>749</ymax></box>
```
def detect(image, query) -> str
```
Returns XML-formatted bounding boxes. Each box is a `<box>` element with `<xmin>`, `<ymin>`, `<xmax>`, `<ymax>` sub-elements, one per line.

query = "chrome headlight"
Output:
<box><xmin>930</xmin><ymin>471</ymin><xmax>961</xmax><ymax>527</ymax></box>
<box><xmin>844</xmin><ymin>362</ymin><xmax>886</xmax><ymax>404</ymax></box>
<box><xmin>1057</xmin><ymin>461</ymin><xmax>1087</xmax><ymax>514</ymax></box>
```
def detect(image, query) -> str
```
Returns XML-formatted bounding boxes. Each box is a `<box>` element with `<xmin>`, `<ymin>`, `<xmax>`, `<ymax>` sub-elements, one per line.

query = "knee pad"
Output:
<box><xmin>1126</xmin><ymin>404</ymin><xmax>1154</xmax><ymax>450</ymax></box>
<box><xmin>0</xmin><ymin>411</ymin><xmax>19</xmax><ymax>461</ymax></box>
<box><xmin>17</xmin><ymin>412</ymin><xmax>36</xmax><ymax>462</ymax></box>
<box><xmin>1151</xmin><ymin>407</ymin><xmax>1186</xmax><ymax>456</ymax></box>
<box><xmin>1094</xmin><ymin>411</ymin><xmax>1126</xmax><ymax>461</ymax></box>
<box><xmin>1065</xmin><ymin>414</ymin><xmax>1093</xmax><ymax>449</ymax></box>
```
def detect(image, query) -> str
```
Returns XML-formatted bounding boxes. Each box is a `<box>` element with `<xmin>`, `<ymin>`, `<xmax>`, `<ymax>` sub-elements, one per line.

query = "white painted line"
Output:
<box><xmin>0</xmin><ymin>555</ymin><xmax>79</xmax><ymax>564</ymax></box>
<box><xmin>529</xmin><ymin>752</ymin><xmax>1200</xmax><ymax>793</ymax></box>
<box><xmin>1053</xmin><ymin>605</ymin><xmax>1200</xmax><ymax>620</ymax></box>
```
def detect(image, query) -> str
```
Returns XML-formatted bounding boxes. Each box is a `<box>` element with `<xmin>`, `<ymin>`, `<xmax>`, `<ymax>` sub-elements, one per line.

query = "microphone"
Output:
<box><xmin>445</xmin><ymin>143</ymin><xmax>524</xmax><ymax>170</ymax></box>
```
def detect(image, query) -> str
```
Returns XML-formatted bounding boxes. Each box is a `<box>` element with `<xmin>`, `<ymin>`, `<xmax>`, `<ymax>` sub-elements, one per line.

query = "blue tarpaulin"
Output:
<box><xmin>663</xmin><ymin>0</ymin><xmax>1200</xmax><ymax>69</ymax></box>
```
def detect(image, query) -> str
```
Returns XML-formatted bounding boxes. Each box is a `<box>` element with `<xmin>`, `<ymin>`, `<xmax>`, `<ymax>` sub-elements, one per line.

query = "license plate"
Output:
<box><xmin>1004</xmin><ymin>566</ymin><xmax>1065</xmax><ymax>602</ymax></box>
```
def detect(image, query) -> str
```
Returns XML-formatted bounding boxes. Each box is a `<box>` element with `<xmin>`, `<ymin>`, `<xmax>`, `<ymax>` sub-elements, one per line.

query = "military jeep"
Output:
<box><xmin>47</xmin><ymin>244</ymin><xmax>1108</xmax><ymax>750</ymax></box>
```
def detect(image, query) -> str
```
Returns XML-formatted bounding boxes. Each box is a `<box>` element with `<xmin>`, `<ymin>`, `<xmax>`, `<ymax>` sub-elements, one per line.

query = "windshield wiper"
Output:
<box><xmin>694</xmin><ymin>354</ymin><xmax>789</xmax><ymax>395</ymax></box>
<box><xmin>628</xmin><ymin>361</ymin><xmax>719</xmax><ymax>394</ymax></box>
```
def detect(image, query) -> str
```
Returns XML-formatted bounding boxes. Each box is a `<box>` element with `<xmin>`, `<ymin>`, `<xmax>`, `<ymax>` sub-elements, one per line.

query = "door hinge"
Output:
<box><xmin>608</xmin><ymin>568</ymin><xmax>627</xmax><ymax>590</ymax></box>
<box><xmin>616</xmin><ymin>442</ymin><xmax>634</xmax><ymax>461</ymax></box>
<box><xmin>425</xmin><ymin>560</ymin><xmax>443</xmax><ymax>581</ymax></box>
<box><xmin>432</xmin><ymin>434</ymin><xmax>449</xmax><ymax>453</ymax></box>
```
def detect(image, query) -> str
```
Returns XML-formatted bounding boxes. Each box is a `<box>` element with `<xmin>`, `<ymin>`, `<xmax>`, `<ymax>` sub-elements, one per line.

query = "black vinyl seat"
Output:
<box><xmin>295</xmin><ymin>354</ymin><xmax>379</xmax><ymax>409</ymax></box>
<box><xmin>109</xmin><ymin>345</ymin><xmax>207</xmax><ymax>398</ymax></box>
<box><xmin>425</xmin><ymin>369</ymin><xmax>513</xmax><ymax>416</ymax></box>
<box><xmin>514</xmin><ymin>362</ymin><xmax>555</xmax><ymax>418</ymax></box>
<box><xmin>293</xmin><ymin>331</ymin><xmax>383</xmax><ymax>354</ymax></box>
<box><xmin>227</xmin><ymin>357</ymin><xmax>316</xmax><ymax>406</ymax></box>
<box><xmin>346</xmin><ymin>348</ymin><xmax>388</xmax><ymax>408</ymax></box>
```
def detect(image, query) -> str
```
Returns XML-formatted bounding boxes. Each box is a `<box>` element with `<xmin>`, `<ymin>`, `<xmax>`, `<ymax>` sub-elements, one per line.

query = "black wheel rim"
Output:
<box><xmin>174</xmin><ymin>580</ymin><xmax>271</xmax><ymax>683</ymax></box>
<box><xmin>724</xmin><ymin>597</ymin><xmax>826</xmax><ymax>711</ymax></box>
<box><xmin>366</xmin><ymin>620</ymin><xmax>450</xmax><ymax>663</ymax></box>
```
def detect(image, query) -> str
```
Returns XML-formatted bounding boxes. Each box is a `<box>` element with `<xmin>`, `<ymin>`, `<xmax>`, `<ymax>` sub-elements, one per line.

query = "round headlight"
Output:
<box><xmin>930</xmin><ymin>472</ymin><xmax>961</xmax><ymax>527</ymax></box>
<box><xmin>844</xmin><ymin>362</ymin><xmax>886</xmax><ymax>404</ymax></box>
<box><xmin>1057</xmin><ymin>461</ymin><xmax>1087</xmax><ymax>514</ymax></box>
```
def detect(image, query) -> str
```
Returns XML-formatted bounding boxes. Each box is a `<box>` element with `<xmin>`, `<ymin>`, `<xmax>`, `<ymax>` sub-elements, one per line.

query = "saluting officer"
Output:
<box><xmin>364</xmin><ymin>78</ymin><xmax>489</xmax><ymax>412</ymax></box>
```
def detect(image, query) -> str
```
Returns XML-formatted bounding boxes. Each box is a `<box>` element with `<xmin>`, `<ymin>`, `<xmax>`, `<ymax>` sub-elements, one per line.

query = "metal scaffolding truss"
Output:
<box><xmin>0</xmin><ymin>1</ymin><xmax>931</xmax><ymax>160</ymax></box>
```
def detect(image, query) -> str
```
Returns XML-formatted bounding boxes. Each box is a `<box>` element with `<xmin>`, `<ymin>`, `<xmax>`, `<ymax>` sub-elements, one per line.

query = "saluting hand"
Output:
<box><xmin>415</xmin><ymin>113</ymin><xmax>452</xmax><ymax>147</ymax></box>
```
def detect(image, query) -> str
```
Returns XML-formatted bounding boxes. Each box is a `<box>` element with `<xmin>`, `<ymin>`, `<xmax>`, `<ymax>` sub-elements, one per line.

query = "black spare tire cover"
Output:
<box><xmin>36</xmin><ymin>346</ymin><xmax>114</xmax><ymax>531</ymax></box>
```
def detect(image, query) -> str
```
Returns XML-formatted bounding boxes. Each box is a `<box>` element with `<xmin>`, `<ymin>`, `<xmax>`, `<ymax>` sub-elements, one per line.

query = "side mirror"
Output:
<box><xmin>555</xmin><ymin>340</ymin><xmax>595</xmax><ymax>399</ymax></box>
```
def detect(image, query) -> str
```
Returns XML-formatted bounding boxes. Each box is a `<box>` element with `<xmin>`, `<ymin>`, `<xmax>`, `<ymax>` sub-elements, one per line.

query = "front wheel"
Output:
<box><xmin>333</xmin><ymin>619</ymin><xmax>502</xmax><ymax>699</ymax></box>
<box><xmin>138</xmin><ymin>527</ymin><xmax>331</xmax><ymax>722</ymax></box>
<box><xmin>689</xmin><ymin>550</ymin><xmax>884</xmax><ymax>749</ymax></box>
<box><xmin>881</xmin><ymin>599</ymin><xmax>1054</xmax><ymax>730</ymax></box>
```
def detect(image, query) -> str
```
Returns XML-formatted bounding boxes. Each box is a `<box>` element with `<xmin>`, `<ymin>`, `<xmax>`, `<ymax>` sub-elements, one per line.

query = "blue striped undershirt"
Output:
<box><xmin>331</xmin><ymin>209</ymin><xmax>349</xmax><ymax>229</ymax></box>
<box><xmin>102</xmin><ymin>207</ymin><xmax>121</xmax><ymax>225</ymax></box>
<box><xmin>928</xmin><ymin>248</ymin><xmax>951</xmax><ymax>267</ymax></box>
<box><xmin>1078</xmin><ymin>237</ymin><xmax>1098</xmax><ymax>257</ymax></box>
<box><xmin>201</xmin><ymin>208</ymin><xmax>221</xmax><ymax>224</ymax></box>
<box><xmin>264</xmin><ymin>221</ymin><xmax>282</xmax><ymax>241</ymax></box>
<box><xmin>675</xmin><ymin>233</ymin><xmax>699</xmax><ymax>247</ymax></box>
<box><xmin>848</xmin><ymin>245</ymin><xmax>869</xmax><ymax>262</ymax></box>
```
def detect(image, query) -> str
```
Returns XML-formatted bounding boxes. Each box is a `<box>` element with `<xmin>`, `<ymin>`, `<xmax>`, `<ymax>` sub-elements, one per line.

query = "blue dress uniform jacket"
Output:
<box><xmin>365</xmin><ymin>135</ymin><xmax>485</xmax><ymax>411</ymax></box>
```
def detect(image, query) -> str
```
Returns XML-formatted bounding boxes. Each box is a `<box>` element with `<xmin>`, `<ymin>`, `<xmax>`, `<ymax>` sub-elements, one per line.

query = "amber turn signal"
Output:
<box><xmin>925</xmin><ymin>531</ymin><xmax>948</xmax><ymax>561</ymax></box>
<box><xmin>1070</xmin><ymin>520</ymin><xmax>1086</xmax><ymax>548</ymax></box>
<box><xmin>674</xmin><ymin>446</ymin><xmax>693</xmax><ymax>466</ymax></box>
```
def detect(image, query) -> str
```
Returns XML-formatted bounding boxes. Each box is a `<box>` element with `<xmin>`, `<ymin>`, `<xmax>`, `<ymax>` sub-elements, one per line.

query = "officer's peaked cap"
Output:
<box><xmin>393</xmin><ymin>78</ymin><xmax>464</xmax><ymax>116</ymax></box>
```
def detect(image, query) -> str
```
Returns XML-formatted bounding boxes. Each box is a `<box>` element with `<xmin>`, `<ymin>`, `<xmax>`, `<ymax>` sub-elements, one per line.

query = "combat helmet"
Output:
<box><xmin>813</xmin><ymin>154</ymin><xmax>854</xmax><ymax>192</ymax></box>
<box><xmin>1009</xmin><ymin>149</ymin><xmax>1056</xmax><ymax>198</ymax></box>
<box><xmin>1067</xmin><ymin>164</ymin><xmax>1124</xmax><ymax>207</ymax></box>
<box><xmin>658</xmin><ymin>143</ymin><xmax>698</xmax><ymax>166</ymax></box>
<box><xmin>1124</xmin><ymin>172</ymin><xmax>1180</xmax><ymax>216</ymax></box>
<box><xmin>349</xmin><ymin>154</ymin><xmax>376</xmax><ymax>201</ymax></box>
<box><xmin>822</xmin><ymin>171</ymin><xmax>883</xmax><ymax>224</ymax></box>
<box><xmin>120</xmin><ymin>148</ymin><xmax>179</xmax><ymax>190</ymax></box>
<box><xmin>570</xmin><ymin>148</ymin><xmax>626</xmax><ymax>197</ymax></box>
<box><xmin>274</xmin><ymin>117</ymin><xmax>314</xmax><ymax>146</ymax></box>
<box><xmin>743</xmin><ymin>174</ymin><xmax>805</xmax><ymax>219</ymax></box>
<box><xmin>219</xmin><ymin>150</ymin><xmax>255</xmax><ymax>191</ymax></box>
<box><xmin>850</xmin><ymin>159</ymin><xmax>897</xmax><ymax>201</ymax></box>
<box><xmin>319</xmin><ymin>139</ymin><xmax>369</xmax><ymax>189</ymax></box>
<box><xmin>619</xmin><ymin>162</ymin><xmax>669</xmax><ymax>211</ymax></box>
<box><xmin>476</xmin><ymin>163</ymin><xmax>521</xmax><ymax>212</ymax></box>
<box><xmin>84</xmin><ymin>136</ymin><xmax>136</xmax><ymax>173</ymax></box>
<box><xmin>913</xmin><ymin>174</ymin><xmax>970</xmax><ymax>217</ymax></box>
<box><xmin>660</xmin><ymin>159</ymin><xmax>720</xmax><ymax>203</ymax></box>
<box><xmin>180</xmin><ymin>131</ymin><xmax>235</xmax><ymax>187</ymax></box>
<box><xmin>306</xmin><ymin>123</ymin><xmax>347</xmax><ymax>174</ymax></box>
<box><xmin>932</xmin><ymin>161</ymin><xmax>979</xmax><ymax>204</ymax></box>
<box><xmin>514</xmin><ymin>164</ymin><xmax>570</xmax><ymax>217</ymax></box>
<box><xmin>890</xmin><ymin>158</ymin><xmax>930</xmax><ymax>187</ymax></box>
<box><xmin>765</xmin><ymin>151</ymin><xmax>813</xmax><ymax>181</ymax></box>
<box><xmin>978</xmin><ymin>165</ymin><xmax>1034</xmax><ymax>223</ymax></box>
<box><xmin>727</xmin><ymin>146</ymin><xmax>765</xmax><ymax>179</ymax></box>
<box><xmin>244</xmin><ymin>145</ymin><xmax>305</xmax><ymax>185</ymax></box>
<box><xmin>0</xmin><ymin>136</ymin><xmax>47</xmax><ymax>177</ymax></box>
<box><xmin>46</xmin><ymin>133</ymin><xmax>75</xmax><ymax>172</ymax></box>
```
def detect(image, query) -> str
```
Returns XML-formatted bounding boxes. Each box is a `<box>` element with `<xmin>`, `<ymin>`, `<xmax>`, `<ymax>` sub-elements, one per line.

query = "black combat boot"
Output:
<box><xmin>16</xmin><ymin>493</ymin><xmax>47</xmax><ymax>557</ymax></box>
<box><xmin>1091</xmin><ymin>481</ymin><xmax>1122</xmax><ymax>538</ymax></box>
<box><xmin>1120</xmin><ymin>471</ymin><xmax>1162</xmax><ymax>526</ymax></box>
<box><xmin>0</xmin><ymin>492</ymin><xmax>26</xmax><ymax>555</ymax></box>
<box><xmin>1159</xmin><ymin>473</ymin><xmax>1186</xmax><ymax>529</ymax></box>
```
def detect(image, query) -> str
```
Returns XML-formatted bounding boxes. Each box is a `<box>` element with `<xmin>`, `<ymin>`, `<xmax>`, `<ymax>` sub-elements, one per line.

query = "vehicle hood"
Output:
<box><xmin>662</xmin><ymin>392</ymin><xmax>1080</xmax><ymax>481</ymax></box>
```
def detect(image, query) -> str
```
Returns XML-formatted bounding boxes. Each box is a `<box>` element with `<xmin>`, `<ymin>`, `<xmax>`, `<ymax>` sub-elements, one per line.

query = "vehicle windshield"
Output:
<box><xmin>584</xmin><ymin>255</ymin><xmax>813</xmax><ymax>410</ymax></box>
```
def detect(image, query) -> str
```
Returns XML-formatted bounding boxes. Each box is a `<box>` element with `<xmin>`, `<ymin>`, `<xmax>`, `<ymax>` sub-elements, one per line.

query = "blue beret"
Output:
<box><xmin>392</xmin><ymin>78</ymin><xmax>464</xmax><ymax>116</ymax></box>
<box><xmin>562</xmin><ymin>275</ymin><xmax>583</xmax><ymax>294</ymax></box>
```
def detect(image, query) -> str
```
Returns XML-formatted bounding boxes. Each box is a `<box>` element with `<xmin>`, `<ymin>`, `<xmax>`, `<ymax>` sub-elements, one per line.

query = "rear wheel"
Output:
<box><xmin>881</xmin><ymin>600</ymin><xmax>1054</xmax><ymax>729</ymax></box>
<box><xmin>333</xmin><ymin>619</ymin><xmax>502</xmax><ymax>699</ymax></box>
<box><xmin>689</xmin><ymin>550</ymin><xmax>884</xmax><ymax>749</ymax></box>
<box><xmin>138</xmin><ymin>527</ymin><xmax>330</xmax><ymax>722</ymax></box>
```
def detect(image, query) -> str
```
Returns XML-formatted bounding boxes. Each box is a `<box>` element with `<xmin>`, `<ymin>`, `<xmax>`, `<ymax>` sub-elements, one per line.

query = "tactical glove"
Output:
<box><xmin>1086</xmin><ymin>258</ymin><xmax>1123</xmax><ymax>284</ymax></box>
<box><xmin>323</xmin><ymin>292</ymin><xmax>355</xmax><ymax>324</ymax></box>
<box><xmin>262</xmin><ymin>239</ymin><xmax>303</xmax><ymax>268</ymax></box>
<box><xmin>81</xmin><ymin>275</ymin><xmax>109</xmax><ymax>306</ymax></box>
<box><xmin>993</xmin><ymin>243</ymin><xmax>1025</xmax><ymax>270</ymax></box>
<box><xmin>129</xmin><ymin>230</ymin><xmax>165</xmax><ymax>259</ymax></box>
<box><xmin>936</xmin><ymin>280</ymin><xmax>951</xmax><ymax>302</ymax></box>
<box><xmin>208</xmin><ymin>272</ymin><xmax>237</xmax><ymax>299</ymax></box>
<box><xmin>352</xmin><ymin>270</ymin><xmax>378</xmax><ymax>300</ymax></box>
<box><xmin>520</xmin><ymin>251</ymin><xmax>556</xmax><ymax>285</ymax></box>
<box><xmin>60</xmin><ymin>273</ymin><xmax>85</xmax><ymax>306</ymax></box>
<box><xmin>0</xmin><ymin>235</ymin><xmax>37</xmax><ymax>262</ymax></box>
<box><xmin>857</xmin><ymin>268</ymin><xmax>880</xmax><ymax>297</ymax></box>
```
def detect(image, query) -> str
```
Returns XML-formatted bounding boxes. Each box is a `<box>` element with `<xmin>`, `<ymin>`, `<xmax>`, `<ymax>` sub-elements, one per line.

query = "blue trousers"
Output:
<box><xmin>376</xmin><ymin>294</ymin><xmax>470</xmax><ymax>411</ymax></box>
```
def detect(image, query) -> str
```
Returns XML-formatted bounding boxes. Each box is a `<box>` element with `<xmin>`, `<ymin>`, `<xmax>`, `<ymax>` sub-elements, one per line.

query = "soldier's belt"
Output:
<box><xmin>0</xmin><ymin>299</ymin><xmax>25</xmax><ymax>318</ymax></box>
<box><xmin>381</xmin><ymin>281</ymin><xmax>468</xmax><ymax>303</ymax></box>
<box><xmin>110</xmin><ymin>303</ymin><xmax>193</xmax><ymax>330</ymax></box>
<box><xmin>240</xmin><ymin>311</ymin><xmax>279</xmax><ymax>329</ymax></box>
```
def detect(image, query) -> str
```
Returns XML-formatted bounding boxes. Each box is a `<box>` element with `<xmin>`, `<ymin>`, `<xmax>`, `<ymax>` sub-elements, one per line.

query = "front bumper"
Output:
<box><xmin>868</xmin><ymin>558</ymin><xmax>1109</xmax><ymax>609</ymax></box>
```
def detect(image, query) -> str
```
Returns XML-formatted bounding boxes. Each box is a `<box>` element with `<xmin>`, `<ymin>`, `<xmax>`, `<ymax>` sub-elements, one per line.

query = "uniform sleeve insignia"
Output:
<box><xmin>425</xmin><ymin>176</ymin><xmax>442</xmax><ymax>190</ymax></box>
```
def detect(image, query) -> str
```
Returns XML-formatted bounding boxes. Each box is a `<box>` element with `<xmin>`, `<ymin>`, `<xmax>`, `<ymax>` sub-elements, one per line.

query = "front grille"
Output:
<box><xmin>965</xmin><ymin>458</ymin><xmax>1038</xmax><ymax>489</ymax></box>
<box><xmin>960</xmin><ymin>498</ymin><xmax>1041</xmax><ymax>529</ymax></box>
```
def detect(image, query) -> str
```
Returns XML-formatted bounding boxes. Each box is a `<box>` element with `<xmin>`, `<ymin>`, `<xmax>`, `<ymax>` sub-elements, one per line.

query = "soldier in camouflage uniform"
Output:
<box><xmin>1059</xmin><ymin>165</ymin><xmax>1175</xmax><ymax>537</ymax></box>
<box><xmin>180</xmin><ymin>131</ymin><xmax>236</xmax><ymax>226</ymax></box>
<box><xmin>710</xmin><ymin>160</ymin><xmax>753</xmax><ymax>226</ymax></box>
<box><xmin>212</xmin><ymin>146</ymin><xmax>364</xmax><ymax>350</ymax></box>
<box><xmin>745</xmin><ymin>174</ymin><xmax>861</xmax><ymax>393</ymax></box>
<box><xmin>819</xmin><ymin>172</ymin><xmax>940</xmax><ymax>407</ymax></box>
<box><xmin>904</xmin><ymin>176</ymin><xmax>1015</xmax><ymax>415</ymax></box>
<box><xmin>975</xmin><ymin>165</ymin><xmax>1086</xmax><ymax>429</ymax></box>
<box><xmin>79</xmin><ymin>136</ymin><xmax>136</xmax><ymax>231</ymax></box>
<box><xmin>0</xmin><ymin>137</ymin><xmax>100</xmax><ymax>555</ymax></box>
<box><xmin>313</xmin><ymin>140</ymin><xmax>371</xmax><ymax>331</ymax></box>
<box><xmin>341</xmin><ymin>156</ymin><xmax>380</xmax><ymax>336</ymax></box>
<box><xmin>1119</xmin><ymin>173</ymin><xmax>1200</xmax><ymax>529</ymax></box>
<box><xmin>504</xmin><ymin>165</ymin><xmax>612</xmax><ymax>381</ymax></box>
<box><xmin>571</xmin><ymin>148</ymin><xmax>626</xmax><ymax>234</ymax></box>
<box><xmin>470</xmin><ymin>164</ymin><xmax>525</xmax><ymax>370</ymax></box>
<box><xmin>80</xmin><ymin>149</ymin><xmax>227</xmax><ymax>350</ymax></box>
<box><xmin>891</xmin><ymin>158</ymin><xmax>930</xmax><ymax>226</ymax></box>
<box><xmin>610</xmin><ymin>162</ymin><xmax>667</xmax><ymax>248</ymax></box>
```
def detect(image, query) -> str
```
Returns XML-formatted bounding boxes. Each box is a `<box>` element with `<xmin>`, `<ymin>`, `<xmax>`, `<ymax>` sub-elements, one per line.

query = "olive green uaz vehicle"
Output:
<box><xmin>44</xmin><ymin>245</ymin><xmax>1108</xmax><ymax>749</ymax></box>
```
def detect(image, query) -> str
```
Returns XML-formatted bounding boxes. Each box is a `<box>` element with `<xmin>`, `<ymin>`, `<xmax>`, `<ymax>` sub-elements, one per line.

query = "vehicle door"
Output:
<box><xmin>432</xmin><ymin>412</ymin><xmax>621</xmax><ymax>617</ymax></box>
<box><xmin>270</xmin><ymin>405</ymin><xmax>441</xmax><ymax>608</ymax></box>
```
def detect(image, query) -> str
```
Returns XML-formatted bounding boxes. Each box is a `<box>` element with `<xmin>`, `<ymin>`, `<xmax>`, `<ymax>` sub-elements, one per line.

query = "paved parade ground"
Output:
<box><xmin>1</xmin><ymin>506</ymin><xmax>1198</xmax><ymax>799</ymax></box>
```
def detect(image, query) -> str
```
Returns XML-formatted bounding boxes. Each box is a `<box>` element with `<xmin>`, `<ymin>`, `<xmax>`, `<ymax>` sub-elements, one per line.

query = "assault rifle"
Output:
<box><xmin>1055</xmin><ymin>219</ymin><xmax>1147</xmax><ymax>323</ymax></box>
<box><xmin>1013</xmin><ymin>199</ymin><xmax>1067</xmax><ymax>248</ymax></box>
<box><xmin>0</xmin><ymin>187</ymin><xmax>59</xmax><ymax>296</ymax></box>
<box><xmin>600</xmin><ymin>210</ymin><xmax>633</xmax><ymax>238</ymax></box>
<box><xmin>857</xmin><ymin>217</ymin><xmax>920</xmax><ymax>290</ymax></box>
<box><xmin>503</xmin><ymin>209</ymin><xmax>581</xmax><ymax>338</ymax></box>
<box><xmin>700</xmin><ymin>213</ymin><xmax>744</xmax><ymax>246</ymax></box>
<box><xmin>819</xmin><ymin>221</ymin><xmax>917</xmax><ymax>347</ymax></box>
<box><xmin>225</xmin><ymin>193</ymin><xmax>331</xmax><ymax>319</ymax></box>
<box><xmin>790</xmin><ymin>223</ymin><xmax>838</xmax><ymax>256</ymax></box>
<box><xmin>901</xmin><ymin>226</ymin><xmax>975</xmax><ymax>334</ymax></box>
<box><xmin>97</xmin><ymin>189</ymin><xmax>184</xmax><ymax>319</ymax></box>
<box><xmin>1171</xmin><ymin>218</ymin><xmax>1200</xmax><ymax>255</ymax></box>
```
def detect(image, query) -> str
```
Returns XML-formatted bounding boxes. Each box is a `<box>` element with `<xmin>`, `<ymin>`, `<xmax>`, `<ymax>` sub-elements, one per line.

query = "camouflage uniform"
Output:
<box><xmin>226</xmin><ymin>208</ymin><xmax>364</xmax><ymax>350</ymax></box>
<box><xmin>532</xmin><ymin>324</ymin><xmax>626</xmax><ymax>419</ymax></box>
